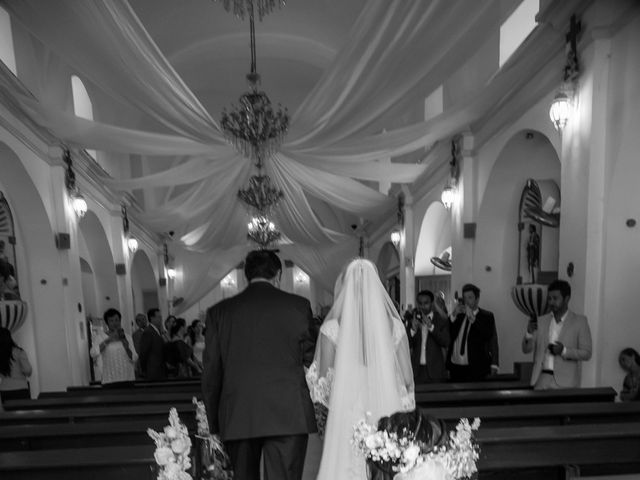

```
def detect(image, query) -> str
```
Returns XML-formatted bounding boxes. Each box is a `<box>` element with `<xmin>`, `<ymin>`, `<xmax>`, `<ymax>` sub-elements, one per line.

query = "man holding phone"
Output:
<box><xmin>408</xmin><ymin>290</ymin><xmax>450</xmax><ymax>383</ymax></box>
<box><xmin>447</xmin><ymin>284</ymin><xmax>499</xmax><ymax>382</ymax></box>
<box><xmin>522</xmin><ymin>280</ymin><xmax>592</xmax><ymax>389</ymax></box>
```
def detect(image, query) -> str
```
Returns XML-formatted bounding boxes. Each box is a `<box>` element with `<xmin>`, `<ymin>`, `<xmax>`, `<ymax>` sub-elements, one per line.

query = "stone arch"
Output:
<box><xmin>0</xmin><ymin>142</ymin><xmax>66</xmax><ymax>393</ymax></box>
<box><xmin>474</xmin><ymin>129</ymin><xmax>560</xmax><ymax>375</ymax></box>
<box><xmin>376</xmin><ymin>241</ymin><xmax>400</xmax><ymax>306</ymax></box>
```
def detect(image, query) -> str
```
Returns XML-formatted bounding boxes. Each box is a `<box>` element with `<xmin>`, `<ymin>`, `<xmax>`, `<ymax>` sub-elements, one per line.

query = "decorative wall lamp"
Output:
<box><xmin>390</xmin><ymin>229</ymin><xmax>402</xmax><ymax>248</ymax></box>
<box><xmin>127</xmin><ymin>237</ymin><xmax>139</xmax><ymax>253</ymax></box>
<box><xmin>221</xmin><ymin>273</ymin><xmax>236</xmax><ymax>288</ymax></box>
<box><xmin>549</xmin><ymin>15</ymin><xmax>581</xmax><ymax>132</ymax></box>
<box><xmin>167</xmin><ymin>268</ymin><xmax>177</xmax><ymax>280</ymax></box>
<box><xmin>64</xmin><ymin>148</ymin><xmax>88</xmax><ymax>218</ymax></box>
<box><xmin>441</xmin><ymin>138</ymin><xmax>460</xmax><ymax>210</ymax></box>
<box><xmin>295</xmin><ymin>270</ymin><xmax>309</xmax><ymax>284</ymax></box>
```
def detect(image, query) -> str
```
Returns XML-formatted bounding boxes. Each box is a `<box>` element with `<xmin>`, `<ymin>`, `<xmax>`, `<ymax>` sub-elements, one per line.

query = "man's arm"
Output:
<box><xmin>431</xmin><ymin>314</ymin><xmax>450</xmax><ymax>348</ymax></box>
<box><xmin>301</xmin><ymin>300</ymin><xmax>316</xmax><ymax>368</ymax></box>
<box><xmin>562</xmin><ymin>316</ymin><xmax>592</xmax><ymax>361</ymax></box>
<box><xmin>488</xmin><ymin>313</ymin><xmax>499</xmax><ymax>372</ymax></box>
<box><xmin>202</xmin><ymin>306</ymin><xmax>223</xmax><ymax>434</ymax></box>
<box><xmin>138</xmin><ymin>330</ymin><xmax>151</xmax><ymax>375</ymax></box>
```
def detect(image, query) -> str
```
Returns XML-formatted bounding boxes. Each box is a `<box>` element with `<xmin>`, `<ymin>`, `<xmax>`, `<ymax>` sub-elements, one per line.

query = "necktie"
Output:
<box><xmin>460</xmin><ymin>317</ymin><xmax>470</xmax><ymax>356</ymax></box>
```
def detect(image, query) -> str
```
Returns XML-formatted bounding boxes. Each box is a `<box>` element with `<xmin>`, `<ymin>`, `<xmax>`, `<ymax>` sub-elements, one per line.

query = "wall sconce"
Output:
<box><xmin>221</xmin><ymin>273</ymin><xmax>235</xmax><ymax>288</ymax></box>
<box><xmin>167</xmin><ymin>268</ymin><xmax>177</xmax><ymax>279</ymax></box>
<box><xmin>441</xmin><ymin>137</ymin><xmax>460</xmax><ymax>210</ymax></box>
<box><xmin>390</xmin><ymin>229</ymin><xmax>401</xmax><ymax>248</ymax></box>
<box><xmin>549</xmin><ymin>15</ymin><xmax>581</xmax><ymax>132</ymax></box>
<box><xmin>71</xmin><ymin>193</ymin><xmax>88</xmax><ymax>218</ymax></box>
<box><xmin>127</xmin><ymin>236</ymin><xmax>139</xmax><ymax>253</ymax></box>
<box><xmin>295</xmin><ymin>271</ymin><xmax>309</xmax><ymax>284</ymax></box>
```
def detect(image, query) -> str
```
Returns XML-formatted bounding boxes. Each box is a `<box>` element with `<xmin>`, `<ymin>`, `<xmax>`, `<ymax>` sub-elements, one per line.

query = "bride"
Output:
<box><xmin>306</xmin><ymin>258</ymin><xmax>415</xmax><ymax>479</ymax></box>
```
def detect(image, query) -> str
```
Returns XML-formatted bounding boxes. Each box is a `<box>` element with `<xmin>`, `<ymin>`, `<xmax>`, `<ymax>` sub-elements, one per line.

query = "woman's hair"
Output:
<box><xmin>0</xmin><ymin>327</ymin><xmax>20</xmax><ymax>377</ymax></box>
<box><xmin>620</xmin><ymin>348</ymin><xmax>640</xmax><ymax>366</ymax></box>
<box><xmin>188</xmin><ymin>320</ymin><xmax>201</xmax><ymax>345</ymax></box>
<box><xmin>170</xmin><ymin>318</ymin><xmax>186</xmax><ymax>339</ymax></box>
<box><xmin>377</xmin><ymin>409</ymin><xmax>448</xmax><ymax>453</ymax></box>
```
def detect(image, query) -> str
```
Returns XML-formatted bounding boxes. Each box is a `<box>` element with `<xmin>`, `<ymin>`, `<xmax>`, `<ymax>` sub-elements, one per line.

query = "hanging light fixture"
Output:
<box><xmin>219</xmin><ymin>0</ymin><xmax>289</xmax><ymax>168</ymax></box>
<box><xmin>167</xmin><ymin>268</ymin><xmax>177</xmax><ymax>280</ymax></box>
<box><xmin>71</xmin><ymin>193</ymin><xmax>88</xmax><ymax>218</ymax></box>
<box><xmin>441</xmin><ymin>137</ymin><xmax>460</xmax><ymax>210</ymax></box>
<box><xmin>247</xmin><ymin>215</ymin><xmax>281</xmax><ymax>248</ymax></box>
<box><xmin>63</xmin><ymin>148</ymin><xmax>88</xmax><ymax>218</ymax></box>
<box><xmin>549</xmin><ymin>15</ymin><xmax>581</xmax><ymax>132</ymax></box>
<box><xmin>390</xmin><ymin>229</ymin><xmax>401</xmax><ymax>248</ymax></box>
<box><xmin>213</xmin><ymin>0</ymin><xmax>283</xmax><ymax>21</ymax></box>
<box><xmin>238</xmin><ymin>173</ymin><xmax>284</xmax><ymax>214</ymax></box>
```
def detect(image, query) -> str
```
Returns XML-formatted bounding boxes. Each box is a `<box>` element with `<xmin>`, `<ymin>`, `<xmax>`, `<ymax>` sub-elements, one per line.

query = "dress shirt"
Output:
<box><xmin>419</xmin><ymin>312</ymin><xmax>434</xmax><ymax>365</ymax></box>
<box><xmin>524</xmin><ymin>310</ymin><xmax>567</xmax><ymax>371</ymax></box>
<box><xmin>451</xmin><ymin>308</ymin><xmax>479</xmax><ymax>366</ymax></box>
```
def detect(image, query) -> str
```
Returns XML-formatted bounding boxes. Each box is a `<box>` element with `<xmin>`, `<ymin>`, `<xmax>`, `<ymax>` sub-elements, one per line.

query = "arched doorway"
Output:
<box><xmin>130</xmin><ymin>249</ymin><xmax>159</xmax><ymax>322</ymax></box>
<box><xmin>415</xmin><ymin>201</ymin><xmax>452</xmax><ymax>301</ymax></box>
<box><xmin>376</xmin><ymin>241</ymin><xmax>400</xmax><ymax>307</ymax></box>
<box><xmin>475</xmin><ymin>130</ymin><xmax>560</xmax><ymax>373</ymax></box>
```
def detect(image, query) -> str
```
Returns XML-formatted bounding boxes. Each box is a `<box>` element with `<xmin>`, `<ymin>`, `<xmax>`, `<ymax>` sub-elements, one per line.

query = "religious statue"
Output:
<box><xmin>526</xmin><ymin>224</ymin><xmax>540</xmax><ymax>283</ymax></box>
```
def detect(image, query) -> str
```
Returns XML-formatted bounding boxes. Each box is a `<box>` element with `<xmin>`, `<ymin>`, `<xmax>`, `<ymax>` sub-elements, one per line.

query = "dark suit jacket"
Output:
<box><xmin>447</xmin><ymin>308</ymin><xmax>499</xmax><ymax>379</ymax></box>
<box><xmin>139</xmin><ymin>325</ymin><xmax>166</xmax><ymax>381</ymax></box>
<box><xmin>409</xmin><ymin>312</ymin><xmax>450</xmax><ymax>381</ymax></box>
<box><xmin>202</xmin><ymin>281</ymin><xmax>317</xmax><ymax>441</ymax></box>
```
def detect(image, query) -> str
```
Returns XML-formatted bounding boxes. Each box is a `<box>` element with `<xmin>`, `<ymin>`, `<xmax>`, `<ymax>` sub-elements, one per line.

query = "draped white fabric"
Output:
<box><xmin>1</xmin><ymin>0</ymin><xmax>564</xmax><ymax>312</ymax></box>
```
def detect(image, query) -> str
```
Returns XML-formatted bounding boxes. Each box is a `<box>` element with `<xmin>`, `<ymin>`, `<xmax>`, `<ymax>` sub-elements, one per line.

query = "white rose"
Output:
<box><xmin>164</xmin><ymin>426</ymin><xmax>178</xmax><ymax>439</ymax></box>
<box><xmin>402</xmin><ymin>444</ymin><xmax>421</xmax><ymax>465</ymax></box>
<box><xmin>365</xmin><ymin>434</ymin><xmax>379</xmax><ymax>449</ymax></box>
<box><xmin>395</xmin><ymin>459</ymin><xmax>450</xmax><ymax>480</ymax></box>
<box><xmin>171</xmin><ymin>438</ymin><xmax>190</xmax><ymax>455</ymax></box>
<box><xmin>164</xmin><ymin>462</ymin><xmax>183</xmax><ymax>478</ymax></box>
<box><xmin>154</xmin><ymin>447</ymin><xmax>175</xmax><ymax>466</ymax></box>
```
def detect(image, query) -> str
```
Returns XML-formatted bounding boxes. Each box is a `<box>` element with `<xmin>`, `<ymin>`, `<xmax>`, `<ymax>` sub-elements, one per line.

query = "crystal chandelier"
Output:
<box><xmin>238</xmin><ymin>173</ymin><xmax>283</xmax><ymax>214</ymax></box>
<box><xmin>219</xmin><ymin>0</ymin><xmax>289</xmax><ymax>168</ymax></box>
<box><xmin>247</xmin><ymin>216</ymin><xmax>281</xmax><ymax>248</ymax></box>
<box><xmin>214</xmin><ymin>0</ymin><xmax>284</xmax><ymax>21</ymax></box>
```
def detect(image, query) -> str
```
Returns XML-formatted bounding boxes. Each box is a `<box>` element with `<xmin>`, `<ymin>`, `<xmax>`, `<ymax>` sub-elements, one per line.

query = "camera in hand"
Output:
<box><xmin>414</xmin><ymin>310</ymin><xmax>423</xmax><ymax>321</ymax></box>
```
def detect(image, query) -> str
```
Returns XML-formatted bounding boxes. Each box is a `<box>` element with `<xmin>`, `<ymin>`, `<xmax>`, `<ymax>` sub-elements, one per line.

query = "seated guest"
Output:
<box><xmin>0</xmin><ymin>327</ymin><xmax>32</xmax><ymax>402</ymax></box>
<box><xmin>139</xmin><ymin>308</ymin><xmax>166</xmax><ymax>381</ymax></box>
<box><xmin>619</xmin><ymin>348</ymin><xmax>640</xmax><ymax>401</ymax></box>
<box><xmin>522</xmin><ymin>280</ymin><xmax>592</xmax><ymax>389</ymax></box>
<box><xmin>164</xmin><ymin>318</ymin><xmax>202</xmax><ymax>378</ymax></box>
<box><xmin>408</xmin><ymin>290</ymin><xmax>450</xmax><ymax>383</ymax></box>
<box><xmin>90</xmin><ymin>308</ymin><xmax>136</xmax><ymax>384</ymax></box>
<box><xmin>0</xmin><ymin>258</ymin><xmax>19</xmax><ymax>300</ymax></box>
<box><xmin>447</xmin><ymin>284</ymin><xmax>499</xmax><ymax>381</ymax></box>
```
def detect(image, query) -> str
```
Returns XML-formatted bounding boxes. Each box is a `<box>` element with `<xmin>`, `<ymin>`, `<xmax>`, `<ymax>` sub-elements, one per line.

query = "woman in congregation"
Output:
<box><xmin>619</xmin><ymin>347</ymin><xmax>640</xmax><ymax>401</ymax></box>
<box><xmin>164</xmin><ymin>318</ymin><xmax>202</xmax><ymax>378</ymax></box>
<box><xmin>0</xmin><ymin>326</ymin><xmax>32</xmax><ymax>402</ymax></box>
<box><xmin>306</xmin><ymin>258</ymin><xmax>415</xmax><ymax>479</ymax></box>
<box><xmin>186</xmin><ymin>319</ymin><xmax>205</xmax><ymax>371</ymax></box>
<box><xmin>90</xmin><ymin>308</ymin><xmax>136</xmax><ymax>384</ymax></box>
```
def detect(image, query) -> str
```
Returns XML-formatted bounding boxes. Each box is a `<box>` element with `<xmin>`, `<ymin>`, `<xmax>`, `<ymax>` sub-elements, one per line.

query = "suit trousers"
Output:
<box><xmin>414</xmin><ymin>364</ymin><xmax>439</xmax><ymax>383</ymax></box>
<box><xmin>225</xmin><ymin>434</ymin><xmax>308</xmax><ymax>480</ymax></box>
<box><xmin>448</xmin><ymin>364</ymin><xmax>475</xmax><ymax>382</ymax></box>
<box><xmin>534</xmin><ymin>371</ymin><xmax>560</xmax><ymax>390</ymax></box>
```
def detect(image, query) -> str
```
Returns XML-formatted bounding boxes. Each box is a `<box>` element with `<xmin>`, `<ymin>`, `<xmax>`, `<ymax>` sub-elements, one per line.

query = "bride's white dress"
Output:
<box><xmin>306</xmin><ymin>259</ymin><xmax>416</xmax><ymax>480</ymax></box>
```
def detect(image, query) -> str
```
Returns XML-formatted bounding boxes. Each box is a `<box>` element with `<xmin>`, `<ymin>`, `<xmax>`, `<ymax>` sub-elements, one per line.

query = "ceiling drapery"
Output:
<box><xmin>0</xmin><ymin>0</ymin><xmax>564</xmax><ymax>312</ymax></box>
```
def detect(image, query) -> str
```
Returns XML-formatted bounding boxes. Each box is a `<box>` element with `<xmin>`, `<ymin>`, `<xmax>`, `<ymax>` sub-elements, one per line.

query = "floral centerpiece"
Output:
<box><xmin>147</xmin><ymin>408</ymin><xmax>193</xmax><ymax>480</ymax></box>
<box><xmin>352</xmin><ymin>412</ymin><xmax>480</xmax><ymax>480</ymax></box>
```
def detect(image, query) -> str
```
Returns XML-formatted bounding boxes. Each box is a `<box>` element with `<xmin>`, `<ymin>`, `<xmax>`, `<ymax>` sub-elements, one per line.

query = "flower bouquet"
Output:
<box><xmin>192</xmin><ymin>398</ymin><xmax>233</xmax><ymax>480</ymax></box>
<box><xmin>352</xmin><ymin>411</ymin><xmax>480</xmax><ymax>480</ymax></box>
<box><xmin>147</xmin><ymin>408</ymin><xmax>193</xmax><ymax>480</ymax></box>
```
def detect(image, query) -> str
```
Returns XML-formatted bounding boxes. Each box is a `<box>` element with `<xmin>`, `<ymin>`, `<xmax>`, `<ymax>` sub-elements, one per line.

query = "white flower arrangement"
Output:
<box><xmin>147</xmin><ymin>408</ymin><xmax>193</xmax><ymax>480</ymax></box>
<box><xmin>192</xmin><ymin>397</ymin><xmax>234</xmax><ymax>480</ymax></box>
<box><xmin>352</xmin><ymin>415</ymin><xmax>480</xmax><ymax>480</ymax></box>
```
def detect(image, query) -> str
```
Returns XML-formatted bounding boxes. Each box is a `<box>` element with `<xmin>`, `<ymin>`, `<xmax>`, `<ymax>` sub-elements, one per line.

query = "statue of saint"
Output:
<box><xmin>526</xmin><ymin>224</ymin><xmax>540</xmax><ymax>283</ymax></box>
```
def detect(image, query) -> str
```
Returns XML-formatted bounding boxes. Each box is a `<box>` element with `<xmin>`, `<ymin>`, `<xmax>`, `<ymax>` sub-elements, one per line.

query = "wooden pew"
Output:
<box><xmin>0</xmin><ymin>445</ymin><xmax>155</xmax><ymax>480</ymax></box>
<box><xmin>415</xmin><ymin>386</ymin><xmax>616</xmax><ymax>407</ymax></box>
<box><xmin>415</xmin><ymin>379</ymin><xmax>531</xmax><ymax>393</ymax></box>
<box><xmin>4</xmin><ymin>391</ymin><xmax>201</xmax><ymax>410</ymax></box>
<box><xmin>0</xmin><ymin>403</ymin><xmax>196</xmax><ymax>426</ymax></box>
<box><xmin>422</xmin><ymin>400</ymin><xmax>640</xmax><ymax>428</ymax></box>
<box><xmin>477</xmin><ymin>422</ymin><xmax>640</xmax><ymax>479</ymax></box>
<box><xmin>38</xmin><ymin>380</ymin><xmax>202</xmax><ymax>398</ymax></box>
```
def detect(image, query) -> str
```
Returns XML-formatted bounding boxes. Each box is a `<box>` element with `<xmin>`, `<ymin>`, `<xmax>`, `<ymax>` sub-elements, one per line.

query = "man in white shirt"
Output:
<box><xmin>522</xmin><ymin>280</ymin><xmax>592</xmax><ymax>389</ymax></box>
<box><xmin>408</xmin><ymin>290</ymin><xmax>450</xmax><ymax>382</ymax></box>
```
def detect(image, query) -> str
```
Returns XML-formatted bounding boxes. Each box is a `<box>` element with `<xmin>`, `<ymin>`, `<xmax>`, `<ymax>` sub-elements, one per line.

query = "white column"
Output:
<box><xmin>399</xmin><ymin>187</ymin><xmax>415</xmax><ymax>309</ymax></box>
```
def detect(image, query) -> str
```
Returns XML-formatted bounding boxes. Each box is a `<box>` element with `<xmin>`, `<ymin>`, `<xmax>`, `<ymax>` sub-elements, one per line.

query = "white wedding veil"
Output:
<box><xmin>308</xmin><ymin>258</ymin><xmax>415</xmax><ymax>480</ymax></box>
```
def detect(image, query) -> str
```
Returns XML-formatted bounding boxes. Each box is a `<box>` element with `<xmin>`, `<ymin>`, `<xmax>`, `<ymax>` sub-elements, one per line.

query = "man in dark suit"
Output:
<box><xmin>202</xmin><ymin>250</ymin><xmax>317</xmax><ymax>480</ymax></box>
<box><xmin>408</xmin><ymin>290</ymin><xmax>450</xmax><ymax>383</ymax></box>
<box><xmin>447</xmin><ymin>284</ymin><xmax>499</xmax><ymax>381</ymax></box>
<box><xmin>139</xmin><ymin>307</ymin><xmax>166</xmax><ymax>381</ymax></box>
